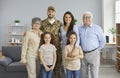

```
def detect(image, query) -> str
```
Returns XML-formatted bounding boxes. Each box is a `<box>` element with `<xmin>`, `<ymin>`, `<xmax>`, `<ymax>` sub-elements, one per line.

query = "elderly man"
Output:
<box><xmin>79</xmin><ymin>11</ymin><xmax>106</xmax><ymax>78</ymax></box>
<box><xmin>40</xmin><ymin>6</ymin><xmax>62</xmax><ymax>78</ymax></box>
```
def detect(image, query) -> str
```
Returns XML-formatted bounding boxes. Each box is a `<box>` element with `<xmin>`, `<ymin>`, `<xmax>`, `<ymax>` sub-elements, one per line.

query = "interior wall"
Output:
<box><xmin>0</xmin><ymin>0</ymin><xmax>102</xmax><ymax>50</ymax></box>
<box><xmin>102</xmin><ymin>0</ymin><xmax>115</xmax><ymax>43</ymax></box>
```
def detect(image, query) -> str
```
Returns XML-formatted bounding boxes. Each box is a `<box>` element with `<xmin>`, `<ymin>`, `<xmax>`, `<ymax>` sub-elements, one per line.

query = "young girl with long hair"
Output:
<box><xmin>39</xmin><ymin>32</ymin><xmax>57</xmax><ymax>78</ymax></box>
<box><xmin>64</xmin><ymin>31</ymin><xmax>83</xmax><ymax>78</ymax></box>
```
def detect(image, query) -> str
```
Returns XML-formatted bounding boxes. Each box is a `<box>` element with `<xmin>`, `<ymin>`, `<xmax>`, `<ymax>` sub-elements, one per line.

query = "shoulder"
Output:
<box><xmin>60</xmin><ymin>26</ymin><xmax>64</xmax><ymax>30</ymax></box>
<box><xmin>56</xmin><ymin>19</ymin><xmax>62</xmax><ymax>23</ymax></box>
<box><xmin>79</xmin><ymin>25</ymin><xmax>84</xmax><ymax>29</ymax></box>
<box><xmin>42</xmin><ymin>18</ymin><xmax>47</xmax><ymax>23</ymax></box>
<box><xmin>55</xmin><ymin>19</ymin><xmax>62</xmax><ymax>26</ymax></box>
<box><xmin>92</xmin><ymin>24</ymin><xmax>103</xmax><ymax>32</ymax></box>
<box><xmin>73</xmin><ymin>25</ymin><xmax>80</xmax><ymax>31</ymax></box>
<box><xmin>41</xmin><ymin>19</ymin><xmax>49</xmax><ymax>26</ymax></box>
<box><xmin>51</xmin><ymin>44</ymin><xmax>55</xmax><ymax>47</ymax></box>
<box><xmin>77</xmin><ymin>46</ymin><xmax>82</xmax><ymax>49</ymax></box>
<box><xmin>74</xmin><ymin>25</ymin><xmax>79</xmax><ymax>29</ymax></box>
<box><xmin>92</xmin><ymin>24</ymin><xmax>102</xmax><ymax>29</ymax></box>
<box><xmin>23</xmin><ymin>30</ymin><xmax>32</xmax><ymax>36</ymax></box>
<box><xmin>51</xmin><ymin>44</ymin><xmax>57</xmax><ymax>50</ymax></box>
<box><xmin>40</xmin><ymin>44</ymin><xmax>44</xmax><ymax>48</ymax></box>
<box><xmin>65</xmin><ymin>45</ymin><xmax>70</xmax><ymax>49</ymax></box>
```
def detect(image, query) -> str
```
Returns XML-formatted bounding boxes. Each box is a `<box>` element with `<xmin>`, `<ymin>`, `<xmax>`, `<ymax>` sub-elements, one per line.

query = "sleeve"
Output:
<box><xmin>73</xmin><ymin>25</ymin><xmax>80</xmax><ymax>46</ymax></box>
<box><xmin>39</xmin><ymin>45</ymin><xmax>44</xmax><ymax>53</ymax></box>
<box><xmin>96</xmin><ymin>26</ymin><xmax>106</xmax><ymax>50</ymax></box>
<box><xmin>53</xmin><ymin>45</ymin><xmax>57</xmax><ymax>52</ymax></box>
<box><xmin>20</xmin><ymin>32</ymin><xmax>29</xmax><ymax>63</ymax></box>
<box><xmin>64</xmin><ymin>46</ymin><xmax>68</xmax><ymax>55</ymax></box>
<box><xmin>78</xmin><ymin>46</ymin><xmax>83</xmax><ymax>54</ymax></box>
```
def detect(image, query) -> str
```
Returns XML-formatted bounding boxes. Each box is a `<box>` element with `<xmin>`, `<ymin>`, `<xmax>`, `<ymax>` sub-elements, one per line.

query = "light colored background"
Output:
<box><xmin>0</xmin><ymin>0</ymin><xmax>115</xmax><ymax>50</ymax></box>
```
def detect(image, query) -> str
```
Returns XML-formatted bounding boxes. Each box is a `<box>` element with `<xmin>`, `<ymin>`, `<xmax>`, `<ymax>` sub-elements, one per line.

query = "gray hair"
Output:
<box><xmin>83</xmin><ymin>11</ymin><xmax>93</xmax><ymax>19</ymax></box>
<box><xmin>32</xmin><ymin>17</ymin><xmax>41</xmax><ymax>26</ymax></box>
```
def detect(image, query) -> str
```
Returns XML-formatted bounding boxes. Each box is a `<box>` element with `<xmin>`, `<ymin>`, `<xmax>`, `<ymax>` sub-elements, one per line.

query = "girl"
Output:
<box><xmin>64</xmin><ymin>31</ymin><xmax>83</xmax><ymax>78</ymax></box>
<box><xmin>39</xmin><ymin>32</ymin><xmax>57</xmax><ymax>78</ymax></box>
<box><xmin>20</xmin><ymin>17</ymin><xmax>42</xmax><ymax>78</ymax></box>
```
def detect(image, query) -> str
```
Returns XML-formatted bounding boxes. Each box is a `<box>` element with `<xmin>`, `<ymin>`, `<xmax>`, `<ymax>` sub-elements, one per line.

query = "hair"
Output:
<box><xmin>63</xmin><ymin>11</ymin><xmax>75</xmax><ymax>36</ymax></box>
<box><xmin>40</xmin><ymin>32</ymin><xmax>55</xmax><ymax>46</ymax></box>
<box><xmin>66</xmin><ymin>31</ymin><xmax>77</xmax><ymax>46</ymax></box>
<box><xmin>83</xmin><ymin>11</ymin><xmax>93</xmax><ymax>19</ymax></box>
<box><xmin>32</xmin><ymin>17</ymin><xmax>41</xmax><ymax>28</ymax></box>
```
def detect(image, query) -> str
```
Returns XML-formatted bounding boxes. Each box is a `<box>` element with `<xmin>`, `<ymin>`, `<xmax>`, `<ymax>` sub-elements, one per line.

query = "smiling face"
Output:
<box><xmin>47</xmin><ymin>10</ymin><xmax>55</xmax><ymax>19</ymax></box>
<box><xmin>64</xmin><ymin>14</ymin><xmax>72</xmax><ymax>25</ymax></box>
<box><xmin>32</xmin><ymin>21</ymin><xmax>41</xmax><ymax>30</ymax></box>
<box><xmin>44</xmin><ymin>33</ymin><xmax>51</xmax><ymax>44</ymax></box>
<box><xmin>83</xmin><ymin>12</ymin><xmax>92</xmax><ymax>26</ymax></box>
<box><xmin>69</xmin><ymin>34</ymin><xmax>77</xmax><ymax>45</ymax></box>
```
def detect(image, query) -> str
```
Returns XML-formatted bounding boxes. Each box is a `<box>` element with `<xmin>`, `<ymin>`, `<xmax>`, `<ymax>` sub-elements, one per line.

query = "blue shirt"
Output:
<box><xmin>60</xmin><ymin>25</ymin><xmax>80</xmax><ymax>51</ymax></box>
<box><xmin>79</xmin><ymin>24</ymin><xmax>106</xmax><ymax>51</ymax></box>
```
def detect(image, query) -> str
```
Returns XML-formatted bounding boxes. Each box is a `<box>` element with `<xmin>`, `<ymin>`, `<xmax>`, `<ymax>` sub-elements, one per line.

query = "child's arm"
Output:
<box><xmin>64</xmin><ymin>47</ymin><xmax>76</xmax><ymax>60</ymax></box>
<box><xmin>74</xmin><ymin>46</ymin><xmax>84</xmax><ymax>59</ymax></box>
<box><xmin>50</xmin><ymin>51</ymin><xmax>57</xmax><ymax>70</ymax></box>
<box><xmin>39</xmin><ymin>52</ymin><xmax>50</xmax><ymax>71</ymax></box>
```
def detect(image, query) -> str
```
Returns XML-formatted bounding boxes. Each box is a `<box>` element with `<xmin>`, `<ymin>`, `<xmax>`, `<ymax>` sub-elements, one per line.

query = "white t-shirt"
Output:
<box><xmin>39</xmin><ymin>44</ymin><xmax>56</xmax><ymax>65</ymax></box>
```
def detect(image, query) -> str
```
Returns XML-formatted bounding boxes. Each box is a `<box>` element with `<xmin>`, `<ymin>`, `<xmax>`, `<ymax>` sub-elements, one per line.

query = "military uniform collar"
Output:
<box><xmin>46</xmin><ymin>18</ymin><xmax>58</xmax><ymax>25</ymax></box>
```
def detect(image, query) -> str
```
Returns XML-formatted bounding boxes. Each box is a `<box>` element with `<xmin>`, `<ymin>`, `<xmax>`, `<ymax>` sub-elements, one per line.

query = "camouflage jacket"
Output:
<box><xmin>40</xmin><ymin>18</ymin><xmax>62</xmax><ymax>49</ymax></box>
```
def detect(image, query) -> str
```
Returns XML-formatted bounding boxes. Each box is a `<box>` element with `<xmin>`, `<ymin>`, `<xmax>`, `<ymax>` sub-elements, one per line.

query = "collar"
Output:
<box><xmin>82</xmin><ymin>23</ymin><xmax>93</xmax><ymax>28</ymax></box>
<box><xmin>46</xmin><ymin>18</ymin><xmax>57</xmax><ymax>25</ymax></box>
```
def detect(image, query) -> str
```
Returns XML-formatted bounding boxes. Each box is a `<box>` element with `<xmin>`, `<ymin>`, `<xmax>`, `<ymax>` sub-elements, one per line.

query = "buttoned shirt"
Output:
<box><xmin>79</xmin><ymin>24</ymin><xmax>106</xmax><ymax>51</ymax></box>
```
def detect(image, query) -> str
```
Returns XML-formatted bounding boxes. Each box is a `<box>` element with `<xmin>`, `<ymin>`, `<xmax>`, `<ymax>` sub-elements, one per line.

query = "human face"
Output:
<box><xmin>69</xmin><ymin>34</ymin><xmax>77</xmax><ymax>45</ymax></box>
<box><xmin>44</xmin><ymin>34</ymin><xmax>51</xmax><ymax>44</ymax></box>
<box><xmin>65</xmin><ymin>14</ymin><xmax>72</xmax><ymax>25</ymax></box>
<box><xmin>32</xmin><ymin>21</ymin><xmax>41</xmax><ymax>30</ymax></box>
<box><xmin>47</xmin><ymin>10</ymin><xmax>55</xmax><ymax>19</ymax></box>
<box><xmin>83</xmin><ymin>13</ymin><xmax>92</xmax><ymax>26</ymax></box>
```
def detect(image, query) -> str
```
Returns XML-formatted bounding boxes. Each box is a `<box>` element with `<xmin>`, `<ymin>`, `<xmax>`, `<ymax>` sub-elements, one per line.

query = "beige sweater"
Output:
<box><xmin>64</xmin><ymin>45</ymin><xmax>82</xmax><ymax>70</ymax></box>
<box><xmin>20</xmin><ymin>30</ymin><xmax>41</xmax><ymax>63</ymax></box>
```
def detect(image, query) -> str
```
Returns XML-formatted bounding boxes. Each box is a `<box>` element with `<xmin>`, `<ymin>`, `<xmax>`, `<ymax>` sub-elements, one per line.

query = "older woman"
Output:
<box><xmin>20</xmin><ymin>17</ymin><xmax>42</xmax><ymax>78</ymax></box>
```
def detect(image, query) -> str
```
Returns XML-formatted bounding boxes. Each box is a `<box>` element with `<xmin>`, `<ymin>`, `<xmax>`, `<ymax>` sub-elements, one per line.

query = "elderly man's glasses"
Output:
<box><xmin>83</xmin><ymin>16</ymin><xmax>91</xmax><ymax>19</ymax></box>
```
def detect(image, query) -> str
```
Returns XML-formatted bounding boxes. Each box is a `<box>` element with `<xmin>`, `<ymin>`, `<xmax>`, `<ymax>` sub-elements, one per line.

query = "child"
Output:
<box><xmin>64</xmin><ymin>31</ymin><xmax>83</xmax><ymax>78</ymax></box>
<box><xmin>39</xmin><ymin>32</ymin><xmax>57</xmax><ymax>78</ymax></box>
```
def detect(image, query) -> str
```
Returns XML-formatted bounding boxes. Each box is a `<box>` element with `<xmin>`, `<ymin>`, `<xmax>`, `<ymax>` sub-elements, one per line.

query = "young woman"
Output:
<box><xmin>64</xmin><ymin>31</ymin><xmax>83</xmax><ymax>78</ymax></box>
<box><xmin>39</xmin><ymin>32</ymin><xmax>57</xmax><ymax>78</ymax></box>
<box><xmin>60</xmin><ymin>11</ymin><xmax>80</xmax><ymax>78</ymax></box>
<box><xmin>20</xmin><ymin>17</ymin><xmax>42</xmax><ymax>78</ymax></box>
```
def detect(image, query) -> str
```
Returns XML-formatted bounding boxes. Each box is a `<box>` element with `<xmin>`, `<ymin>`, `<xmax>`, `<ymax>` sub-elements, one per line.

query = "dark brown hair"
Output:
<box><xmin>66</xmin><ymin>31</ymin><xmax>77</xmax><ymax>46</ymax></box>
<box><xmin>63</xmin><ymin>11</ymin><xmax>75</xmax><ymax>36</ymax></box>
<box><xmin>40</xmin><ymin>32</ymin><xmax>55</xmax><ymax>46</ymax></box>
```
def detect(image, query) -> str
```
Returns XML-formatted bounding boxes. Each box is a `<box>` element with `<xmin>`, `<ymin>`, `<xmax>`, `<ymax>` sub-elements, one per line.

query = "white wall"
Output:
<box><xmin>102</xmin><ymin>0</ymin><xmax>115</xmax><ymax>43</ymax></box>
<box><xmin>0</xmin><ymin>0</ymin><xmax>102</xmax><ymax>50</ymax></box>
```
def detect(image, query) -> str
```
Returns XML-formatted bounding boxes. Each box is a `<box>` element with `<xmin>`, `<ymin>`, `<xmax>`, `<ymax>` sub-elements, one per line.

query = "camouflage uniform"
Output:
<box><xmin>40</xmin><ymin>18</ymin><xmax>62</xmax><ymax>78</ymax></box>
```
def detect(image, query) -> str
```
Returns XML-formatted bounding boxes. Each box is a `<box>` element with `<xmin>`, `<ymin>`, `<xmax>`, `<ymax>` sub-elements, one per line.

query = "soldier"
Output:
<box><xmin>40</xmin><ymin>6</ymin><xmax>62</xmax><ymax>78</ymax></box>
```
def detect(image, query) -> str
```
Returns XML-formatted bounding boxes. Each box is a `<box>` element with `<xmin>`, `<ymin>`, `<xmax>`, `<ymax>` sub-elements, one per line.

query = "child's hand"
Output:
<box><xmin>50</xmin><ymin>66</ymin><xmax>54</xmax><ymax>70</ymax></box>
<box><xmin>45</xmin><ymin>66</ymin><xmax>51</xmax><ymax>71</ymax></box>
